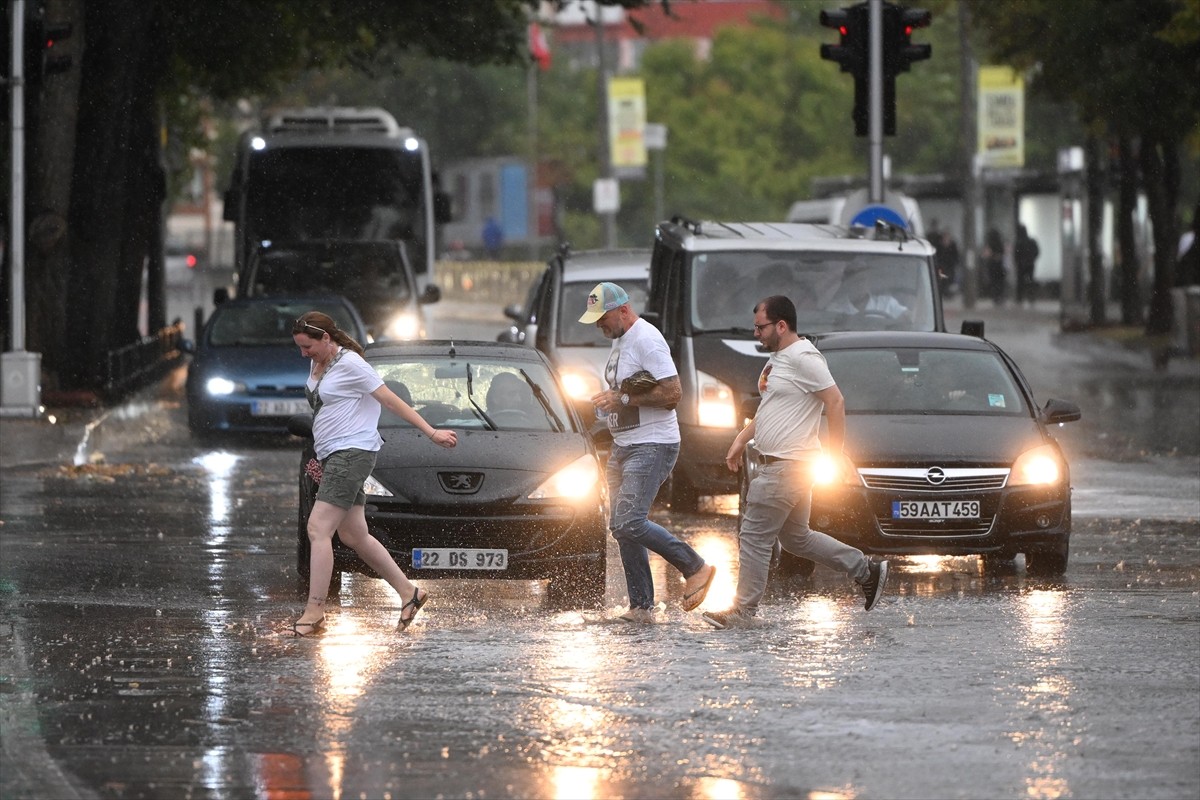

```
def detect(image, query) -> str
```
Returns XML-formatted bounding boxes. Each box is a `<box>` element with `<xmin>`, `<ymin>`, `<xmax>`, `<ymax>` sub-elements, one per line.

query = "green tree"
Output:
<box><xmin>972</xmin><ymin>0</ymin><xmax>1200</xmax><ymax>331</ymax></box>
<box><xmin>11</xmin><ymin>0</ymin><xmax>540</xmax><ymax>393</ymax></box>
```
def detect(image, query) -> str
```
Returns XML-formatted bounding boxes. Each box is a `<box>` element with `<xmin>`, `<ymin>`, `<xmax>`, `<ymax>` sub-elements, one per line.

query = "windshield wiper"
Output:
<box><xmin>519</xmin><ymin>369</ymin><xmax>565</xmax><ymax>432</ymax></box>
<box><xmin>464</xmin><ymin>363</ymin><xmax>497</xmax><ymax>430</ymax></box>
<box><xmin>696</xmin><ymin>326</ymin><xmax>756</xmax><ymax>335</ymax></box>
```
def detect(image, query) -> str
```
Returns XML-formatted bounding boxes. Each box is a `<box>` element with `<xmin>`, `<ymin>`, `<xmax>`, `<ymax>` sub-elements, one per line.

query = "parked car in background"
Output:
<box><xmin>498</xmin><ymin>246</ymin><xmax>651</xmax><ymax>419</ymax></box>
<box><xmin>740</xmin><ymin>331</ymin><xmax>1081</xmax><ymax>578</ymax></box>
<box><xmin>184</xmin><ymin>294</ymin><xmax>369</xmax><ymax>439</ymax></box>
<box><xmin>238</xmin><ymin>239</ymin><xmax>440</xmax><ymax>340</ymax></box>
<box><xmin>288</xmin><ymin>340</ymin><xmax>609</xmax><ymax>607</ymax></box>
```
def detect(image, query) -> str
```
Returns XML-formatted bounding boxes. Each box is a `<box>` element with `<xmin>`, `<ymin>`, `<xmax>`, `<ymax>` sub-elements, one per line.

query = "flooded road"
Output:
<box><xmin>2</xmin><ymin>298</ymin><xmax>1198</xmax><ymax>799</ymax></box>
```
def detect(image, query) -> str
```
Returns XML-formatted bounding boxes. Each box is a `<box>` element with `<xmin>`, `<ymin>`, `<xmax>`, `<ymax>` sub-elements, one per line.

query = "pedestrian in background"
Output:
<box><xmin>703</xmin><ymin>295</ymin><xmax>888</xmax><ymax>629</ymax></box>
<box><xmin>289</xmin><ymin>311</ymin><xmax>457</xmax><ymax>637</ymax></box>
<box><xmin>934</xmin><ymin>228</ymin><xmax>961</xmax><ymax>297</ymax></box>
<box><xmin>1014</xmin><ymin>224</ymin><xmax>1041</xmax><ymax>306</ymax></box>
<box><xmin>982</xmin><ymin>228</ymin><xmax>1007</xmax><ymax>307</ymax></box>
<box><xmin>581</xmin><ymin>282</ymin><xmax>717</xmax><ymax>623</ymax></box>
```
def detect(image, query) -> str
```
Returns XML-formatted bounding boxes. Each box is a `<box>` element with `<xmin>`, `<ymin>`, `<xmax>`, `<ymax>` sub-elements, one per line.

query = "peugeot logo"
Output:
<box><xmin>925</xmin><ymin>467</ymin><xmax>947</xmax><ymax>485</ymax></box>
<box><xmin>439</xmin><ymin>472</ymin><xmax>483</xmax><ymax>494</ymax></box>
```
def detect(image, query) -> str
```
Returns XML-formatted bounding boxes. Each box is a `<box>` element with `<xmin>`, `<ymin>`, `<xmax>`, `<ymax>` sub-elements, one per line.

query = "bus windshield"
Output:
<box><xmin>245</xmin><ymin>147</ymin><xmax>427</xmax><ymax>244</ymax></box>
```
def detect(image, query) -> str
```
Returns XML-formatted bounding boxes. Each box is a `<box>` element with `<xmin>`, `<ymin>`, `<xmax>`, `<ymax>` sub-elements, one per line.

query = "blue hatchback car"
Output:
<box><xmin>185</xmin><ymin>294</ymin><xmax>369</xmax><ymax>438</ymax></box>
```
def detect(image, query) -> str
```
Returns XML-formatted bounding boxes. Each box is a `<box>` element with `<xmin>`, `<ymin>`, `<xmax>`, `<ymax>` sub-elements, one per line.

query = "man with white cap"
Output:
<box><xmin>580</xmin><ymin>282</ymin><xmax>717</xmax><ymax>622</ymax></box>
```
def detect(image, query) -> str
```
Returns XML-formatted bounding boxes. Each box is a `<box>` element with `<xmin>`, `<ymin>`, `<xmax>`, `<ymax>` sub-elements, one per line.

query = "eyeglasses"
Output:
<box><xmin>752</xmin><ymin>320</ymin><xmax>779</xmax><ymax>333</ymax></box>
<box><xmin>293</xmin><ymin>319</ymin><xmax>326</xmax><ymax>336</ymax></box>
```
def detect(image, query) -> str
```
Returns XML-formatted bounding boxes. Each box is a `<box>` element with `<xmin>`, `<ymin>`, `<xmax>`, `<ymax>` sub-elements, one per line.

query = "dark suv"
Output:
<box><xmin>644</xmin><ymin>218</ymin><xmax>945</xmax><ymax>509</ymax></box>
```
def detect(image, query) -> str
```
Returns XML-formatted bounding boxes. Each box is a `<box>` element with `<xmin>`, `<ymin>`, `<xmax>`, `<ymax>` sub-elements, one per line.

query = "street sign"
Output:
<box><xmin>593</xmin><ymin>178</ymin><xmax>620</xmax><ymax>213</ymax></box>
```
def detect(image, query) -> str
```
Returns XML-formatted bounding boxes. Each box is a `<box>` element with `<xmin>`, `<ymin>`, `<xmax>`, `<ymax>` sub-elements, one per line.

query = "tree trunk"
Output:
<box><xmin>26</xmin><ymin>0</ymin><xmax>84</xmax><ymax>390</ymax></box>
<box><xmin>1116</xmin><ymin>135</ymin><xmax>1142</xmax><ymax>325</ymax></box>
<box><xmin>1141</xmin><ymin>134</ymin><xmax>1178</xmax><ymax>336</ymax></box>
<box><xmin>1086</xmin><ymin>134</ymin><xmax>1106</xmax><ymax>326</ymax></box>
<box><xmin>62</xmin><ymin>0</ymin><xmax>164</xmax><ymax>390</ymax></box>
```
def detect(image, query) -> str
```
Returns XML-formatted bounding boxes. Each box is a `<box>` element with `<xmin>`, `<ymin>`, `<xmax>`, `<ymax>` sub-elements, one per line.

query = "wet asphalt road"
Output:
<box><xmin>1</xmin><ymin>294</ymin><xmax>1198</xmax><ymax>799</ymax></box>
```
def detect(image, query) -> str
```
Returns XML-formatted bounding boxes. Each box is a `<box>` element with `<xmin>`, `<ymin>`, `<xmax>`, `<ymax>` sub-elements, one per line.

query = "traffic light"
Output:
<box><xmin>885</xmin><ymin>5</ymin><xmax>931</xmax><ymax>76</ymax></box>
<box><xmin>41</xmin><ymin>22</ymin><xmax>74</xmax><ymax>76</ymax></box>
<box><xmin>820</xmin><ymin>2</ymin><xmax>931</xmax><ymax>137</ymax></box>
<box><xmin>820</xmin><ymin>4</ymin><xmax>869</xmax><ymax>136</ymax></box>
<box><xmin>24</xmin><ymin>12</ymin><xmax>73</xmax><ymax>88</ymax></box>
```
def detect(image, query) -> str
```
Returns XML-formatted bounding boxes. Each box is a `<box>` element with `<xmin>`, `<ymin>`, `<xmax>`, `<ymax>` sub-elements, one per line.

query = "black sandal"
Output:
<box><xmin>398</xmin><ymin>588</ymin><xmax>429</xmax><ymax>631</ymax></box>
<box><xmin>288</xmin><ymin>616</ymin><xmax>325</xmax><ymax>637</ymax></box>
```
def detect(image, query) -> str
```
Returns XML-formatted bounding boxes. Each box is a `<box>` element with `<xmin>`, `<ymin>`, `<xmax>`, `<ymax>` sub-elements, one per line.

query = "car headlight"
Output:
<box><xmin>559</xmin><ymin>367</ymin><xmax>603</xmax><ymax>402</ymax></box>
<box><xmin>528</xmin><ymin>454</ymin><xmax>601</xmax><ymax>500</ymax></box>
<box><xmin>363</xmin><ymin>474</ymin><xmax>394</xmax><ymax>497</ymax></box>
<box><xmin>1009</xmin><ymin>444</ymin><xmax>1064</xmax><ymax>486</ymax></box>
<box><xmin>696</xmin><ymin>369</ymin><xmax>737</xmax><ymax>428</ymax></box>
<box><xmin>205</xmin><ymin>377</ymin><xmax>244</xmax><ymax>396</ymax></box>
<box><xmin>810</xmin><ymin>452</ymin><xmax>859</xmax><ymax>487</ymax></box>
<box><xmin>383</xmin><ymin>312</ymin><xmax>422</xmax><ymax>340</ymax></box>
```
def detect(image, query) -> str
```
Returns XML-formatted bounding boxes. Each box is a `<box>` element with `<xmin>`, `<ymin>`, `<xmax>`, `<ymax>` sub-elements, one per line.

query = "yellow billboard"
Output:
<box><xmin>608</xmin><ymin>77</ymin><xmax>647</xmax><ymax>175</ymax></box>
<box><xmin>978</xmin><ymin>66</ymin><xmax>1024</xmax><ymax>169</ymax></box>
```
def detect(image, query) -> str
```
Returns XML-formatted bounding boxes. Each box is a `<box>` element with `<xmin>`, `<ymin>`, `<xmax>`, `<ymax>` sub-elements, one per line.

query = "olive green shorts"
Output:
<box><xmin>315</xmin><ymin>448</ymin><xmax>377</xmax><ymax>509</ymax></box>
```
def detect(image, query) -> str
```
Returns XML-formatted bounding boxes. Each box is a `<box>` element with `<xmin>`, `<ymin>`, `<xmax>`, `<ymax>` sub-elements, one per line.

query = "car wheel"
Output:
<box><xmin>1025</xmin><ymin>540</ymin><xmax>1069</xmax><ymax>577</ymax></box>
<box><xmin>546</xmin><ymin>561</ymin><xmax>606</xmax><ymax>609</ymax></box>
<box><xmin>980</xmin><ymin>552</ymin><xmax>1018</xmax><ymax>574</ymax></box>
<box><xmin>775</xmin><ymin>547</ymin><xmax>817</xmax><ymax>579</ymax></box>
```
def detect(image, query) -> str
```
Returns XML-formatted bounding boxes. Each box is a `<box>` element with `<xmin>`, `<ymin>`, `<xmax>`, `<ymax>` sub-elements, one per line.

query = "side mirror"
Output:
<box><xmin>504</xmin><ymin>303</ymin><xmax>524</xmax><ymax>323</ymax></box>
<box><xmin>213</xmin><ymin>287</ymin><xmax>229</xmax><ymax>306</ymax></box>
<box><xmin>420</xmin><ymin>284</ymin><xmax>442</xmax><ymax>305</ymax></box>
<box><xmin>287</xmin><ymin>413</ymin><xmax>314</xmax><ymax>439</ymax></box>
<box><xmin>1041</xmin><ymin>398</ymin><xmax>1081</xmax><ymax>425</ymax></box>
<box><xmin>222</xmin><ymin>189</ymin><xmax>237</xmax><ymax>222</ymax></box>
<box><xmin>740</xmin><ymin>396</ymin><xmax>762</xmax><ymax>423</ymax></box>
<box><xmin>960</xmin><ymin>319</ymin><xmax>985</xmax><ymax>338</ymax></box>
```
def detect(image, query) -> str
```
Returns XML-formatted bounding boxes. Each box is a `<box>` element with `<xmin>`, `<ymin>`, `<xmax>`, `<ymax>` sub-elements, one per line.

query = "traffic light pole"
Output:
<box><xmin>3</xmin><ymin>0</ymin><xmax>43</xmax><ymax>417</ymax></box>
<box><xmin>867</xmin><ymin>0</ymin><xmax>883</xmax><ymax>204</ymax></box>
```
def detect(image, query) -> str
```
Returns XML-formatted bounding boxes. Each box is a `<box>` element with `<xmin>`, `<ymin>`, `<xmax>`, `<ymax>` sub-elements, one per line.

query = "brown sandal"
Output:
<box><xmin>398</xmin><ymin>588</ymin><xmax>429</xmax><ymax>630</ymax></box>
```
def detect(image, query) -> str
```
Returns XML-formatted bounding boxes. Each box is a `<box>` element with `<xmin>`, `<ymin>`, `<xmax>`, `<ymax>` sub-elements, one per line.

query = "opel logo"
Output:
<box><xmin>925</xmin><ymin>467</ymin><xmax>947</xmax><ymax>485</ymax></box>
<box><xmin>439</xmin><ymin>472</ymin><xmax>483</xmax><ymax>494</ymax></box>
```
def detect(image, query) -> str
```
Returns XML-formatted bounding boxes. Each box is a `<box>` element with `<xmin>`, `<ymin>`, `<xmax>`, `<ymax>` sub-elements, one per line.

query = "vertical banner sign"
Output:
<box><xmin>978</xmin><ymin>66</ymin><xmax>1024</xmax><ymax>168</ymax></box>
<box><xmin>608</xmin><ymin>77</ymin><xmax>647</xmax><ymax>179</ymax></box>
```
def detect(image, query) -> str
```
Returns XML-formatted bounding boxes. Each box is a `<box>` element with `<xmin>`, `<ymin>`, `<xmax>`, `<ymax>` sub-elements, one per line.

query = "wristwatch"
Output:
<box><xmin>620</xmin><ymin>393</ymin><xmax>630</xmax><ymax>407</ymax></box>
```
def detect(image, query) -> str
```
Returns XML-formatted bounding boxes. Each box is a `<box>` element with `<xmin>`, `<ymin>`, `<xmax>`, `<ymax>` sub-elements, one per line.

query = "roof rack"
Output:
<box><xmin>266</xmin><ymin>107</ymin><xmax>402</xmax><ymax>136</ymax></box>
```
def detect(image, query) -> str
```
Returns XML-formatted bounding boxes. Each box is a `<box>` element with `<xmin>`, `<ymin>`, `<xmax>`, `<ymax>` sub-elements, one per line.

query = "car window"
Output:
<box><xmin>252</xmin><ymin>245</ymin><xmax>412</xmax><ymax>301</ymax></box>
<box><xmin>825</xmin><ymin>347</ymin><xmax>1027</xmax><ymax>415</ymax></box>
<box><xmin>372</xmin><ymin>356</ymin><xmax>574</xmax><ymax>432</ymax></box>
<box><xmin>690</xmin><ymin>251</ymin><xmax>936</xmax><ymax>333</ymax></box>
<box><xmin>209</xmin><ymin>302</ymin><xmax>357</xmax><ymax>346</ymax></box>
<box><xmin>557</xmin><ymin>280</ymin><xmax>649</xmax><ymax>346</ymax></box>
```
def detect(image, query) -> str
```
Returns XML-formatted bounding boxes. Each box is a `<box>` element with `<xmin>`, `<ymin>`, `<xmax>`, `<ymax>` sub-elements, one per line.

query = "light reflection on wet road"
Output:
<box><xmin>2</xmin><ymin>434</ymin><xmax>1198</xmax><ymax>799</ymax></box>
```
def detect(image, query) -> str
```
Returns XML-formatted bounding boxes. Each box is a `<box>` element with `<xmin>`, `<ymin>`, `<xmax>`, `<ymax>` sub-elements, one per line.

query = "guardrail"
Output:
<box><xmin>103</xmin><ymin>321</ymin><xmax>186</xmax><ymax>399</ymax></box>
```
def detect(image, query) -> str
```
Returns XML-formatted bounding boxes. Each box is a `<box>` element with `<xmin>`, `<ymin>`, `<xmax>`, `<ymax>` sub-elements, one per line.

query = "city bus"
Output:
<box><xmin>223</xmin><ymin>106</ymin><xmax>446</xmax><ymax>287</ymax></box>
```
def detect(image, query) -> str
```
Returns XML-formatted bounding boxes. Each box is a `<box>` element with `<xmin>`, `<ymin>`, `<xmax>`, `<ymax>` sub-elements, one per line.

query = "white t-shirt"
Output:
<box><xmin>753</xmin><ymin>337</ymin><xmax>836</xmax><ymax>461</ymax></box>
<box><xmin>308</xmin><ymin>349</ymin><xmax>385</xmax><ymax>460</ymax></box>
<box><xmin>602</xmin><ymin>318</ymin><xmax>680</xmax><ymax>446</ymax></box>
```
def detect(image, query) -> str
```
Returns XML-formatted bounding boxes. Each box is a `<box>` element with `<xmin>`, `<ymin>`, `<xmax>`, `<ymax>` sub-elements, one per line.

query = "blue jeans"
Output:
<box><xmin>606</xmin><ymin>442</ymin><xmax>706</xmax><ymax>609</ymax></box>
